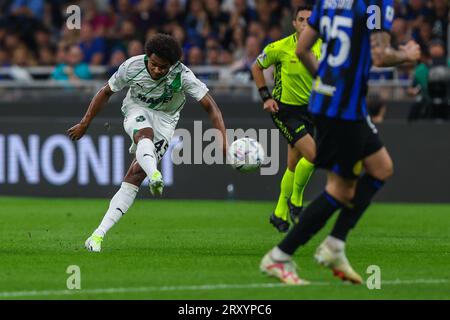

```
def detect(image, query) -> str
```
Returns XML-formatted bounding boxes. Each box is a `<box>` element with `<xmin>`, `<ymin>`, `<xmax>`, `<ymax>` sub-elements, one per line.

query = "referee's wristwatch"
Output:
<box><xmin>258</xmin><ymin>86</ymin><xmax>272</xmax><ymax>102</ymax></box>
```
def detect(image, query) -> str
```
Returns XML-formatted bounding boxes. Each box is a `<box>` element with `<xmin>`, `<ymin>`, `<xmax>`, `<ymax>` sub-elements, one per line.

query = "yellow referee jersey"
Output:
<box><xmin>256</xmin><ymin>33</ymin><xmax>321</xmax><ymax>106</ymax></box>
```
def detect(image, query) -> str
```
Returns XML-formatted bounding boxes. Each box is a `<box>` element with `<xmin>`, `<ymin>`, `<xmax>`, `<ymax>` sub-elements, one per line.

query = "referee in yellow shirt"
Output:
<box><xmin>251</xmin><ymin>5</ymin><xmax>321</xmax><ymax>232</ymax></box>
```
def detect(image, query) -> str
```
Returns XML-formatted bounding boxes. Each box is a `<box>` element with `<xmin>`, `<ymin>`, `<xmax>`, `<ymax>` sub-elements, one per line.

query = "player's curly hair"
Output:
<box><xmin>295</xmin><ymin>5</ymin><xmax>313</xmax><ymax>18</ymax></box>
<box><xmin>145</xmin><ymin>33</ymin><xmax>182</xmax><ymax>65</ymax></box>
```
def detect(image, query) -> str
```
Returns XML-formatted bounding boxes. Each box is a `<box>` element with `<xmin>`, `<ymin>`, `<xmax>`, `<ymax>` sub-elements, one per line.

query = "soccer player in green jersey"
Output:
<box><xmin>251</xmin><ymin>5</ymin><xmax>321</xmax><ymax>232</ymax></box>
<box><xmin>68</xmin><ymin>34</ymin><xmax>228</xmax><ymax>252</ymax></box>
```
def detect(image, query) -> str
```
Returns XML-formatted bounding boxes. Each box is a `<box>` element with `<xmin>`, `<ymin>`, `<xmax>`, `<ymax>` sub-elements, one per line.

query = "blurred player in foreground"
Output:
<box><xmin>251</xmin><ymin>5</ymin><xmax>321</xmax><ymax>232</ymax></box>
<box><xmin>260</xmin><ymin>0</ymin><xmax>420</xmax><ymax>284</ymax></box>
<box><xmin>68</xmin><ymin>34</ymin><xmax>227</xmax><ymax>252</ymax></box>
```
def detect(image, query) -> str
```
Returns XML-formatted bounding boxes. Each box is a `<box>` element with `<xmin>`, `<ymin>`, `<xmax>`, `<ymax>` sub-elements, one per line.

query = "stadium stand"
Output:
<box><xmin>0</xmin><ymin>0</ymin><xmax>448</xmax><ymax>116</ymax></box>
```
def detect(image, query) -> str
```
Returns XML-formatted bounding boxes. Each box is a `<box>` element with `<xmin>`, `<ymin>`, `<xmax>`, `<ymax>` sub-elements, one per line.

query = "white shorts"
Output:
<box><xmin>123</xmin><ymin>107</ymin><xmax>179</xmax><ymax>161</ymax></box>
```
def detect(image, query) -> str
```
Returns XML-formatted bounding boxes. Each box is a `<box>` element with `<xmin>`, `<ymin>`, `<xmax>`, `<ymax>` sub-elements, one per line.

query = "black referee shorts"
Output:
<box><xmin>313</xmin><ymin>115</ymin><xmax>384</xmax><ymax>179</ymax></box>
<box><xmin>270</xmin><ymin>102</ymin><xmax>315</xmax><ymax>147</ymax></box>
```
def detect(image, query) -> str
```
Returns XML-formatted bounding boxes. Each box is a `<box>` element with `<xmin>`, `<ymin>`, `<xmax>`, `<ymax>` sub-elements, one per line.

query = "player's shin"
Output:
<box><xmin>94</xmin><ymin>182</ymin><xmax>139</xmax><ymax>237</ymax></box>
<box><xmin>136</xmin><ymin>138</ymin><xmax>158</xmax><ymax>178</ymax></box>
<box><xmin>278</xmin><ymin>191</ymin><xmax>343</xmax><ymax>255</ymax></box>
<box><xmin>291</xmin><ymin>157</ymin><xmax>314</xmax><ymax>207</ymax></box>
<box><xmin>330</xmin><ymin>174</ymin><xmax>385</xmax><ymax>241</ymax></box>
<box><xmin>274</xmin><ymin>168</ymin><xmax>294</xmax><ymax>219</ymax></box>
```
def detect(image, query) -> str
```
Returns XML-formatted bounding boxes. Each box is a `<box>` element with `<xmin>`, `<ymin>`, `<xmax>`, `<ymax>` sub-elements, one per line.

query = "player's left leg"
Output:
<box><xmin>329</xmin><ymin>146</ymin><xmax>393</xmax><ymax>242</ymax></box>
<box><xmin>124</xmin><ymin>110</ymin><xmax>170</xmax><ymax>196</ymax></box>
<box><xmin>85</xmin><ymin>160</ymin><xmax>146</xmax><ymax>252</ymax></box>
<box><xmin>317</xmin><ymin>122</ymin><xmax>392</xmax><ymax>283</ymax></box>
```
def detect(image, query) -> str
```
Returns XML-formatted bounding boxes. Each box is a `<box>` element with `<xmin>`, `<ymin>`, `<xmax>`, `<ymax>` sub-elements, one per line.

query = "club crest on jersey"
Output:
<box><xmin>135</xmin><ymin>115</ymin><xmax>146</xmax><ymax>122</ymax></box>
<box><xmin>164</xmin><ymin>83</ymin><xmax>174</xmax><ymax>97</ymax></box>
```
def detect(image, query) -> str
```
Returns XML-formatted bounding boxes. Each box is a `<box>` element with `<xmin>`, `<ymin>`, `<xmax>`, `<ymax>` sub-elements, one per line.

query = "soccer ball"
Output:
<box><xmin>228</xmin><ymin>137</ymin><xmax>265</xmax><ymax>172</ymax></box>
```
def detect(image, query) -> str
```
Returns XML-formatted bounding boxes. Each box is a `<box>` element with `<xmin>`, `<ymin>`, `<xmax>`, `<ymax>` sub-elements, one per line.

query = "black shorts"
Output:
<box><xmin>313</xmin><ymin>115</ymin><xmax>384</xmax><ymax>179</ymax></box>
<box><xmin>271</xmin><ymin>102</ymin><xmax>315</xmax><ymax>146</ymax></box>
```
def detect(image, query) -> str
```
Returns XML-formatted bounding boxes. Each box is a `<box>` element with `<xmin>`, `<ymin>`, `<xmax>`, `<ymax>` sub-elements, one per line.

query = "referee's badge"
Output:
<box><xmin>257</xmin><ymin>52</ymin><xmax>267</xmax><ymax>63</ymax></box>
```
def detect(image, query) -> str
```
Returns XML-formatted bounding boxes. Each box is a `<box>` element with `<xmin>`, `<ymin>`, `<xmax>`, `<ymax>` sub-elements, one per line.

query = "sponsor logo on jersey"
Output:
<box><xmin>136</xmin><ymin>72</ymin><xmax>182</xmax><ymax>107</ymax></box>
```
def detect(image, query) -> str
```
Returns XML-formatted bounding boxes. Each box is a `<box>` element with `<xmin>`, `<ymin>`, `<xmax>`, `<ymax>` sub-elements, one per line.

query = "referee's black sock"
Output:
<box><xmin>330</xmin><ymin>174</ymin><xmax>385</xmax><ymax>242</ymax></box>
<box><xmin>278</xmin><ymin>191</ymin><xmax>343</xmax><ymax>255</ymax></box>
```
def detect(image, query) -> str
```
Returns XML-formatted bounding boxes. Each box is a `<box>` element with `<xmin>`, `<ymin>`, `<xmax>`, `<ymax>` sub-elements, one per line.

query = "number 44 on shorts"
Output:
<box><xmin>154</xmin><ymin>139</ymin><xmax>168</xmax><ymax>160</ymax></box>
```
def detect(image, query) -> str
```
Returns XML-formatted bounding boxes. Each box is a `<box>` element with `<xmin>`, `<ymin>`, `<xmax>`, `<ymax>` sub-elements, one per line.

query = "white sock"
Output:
<box><xmin>135</xmin><ymin>138</ymin><xmax>157</xmax><ymax>179</ymax></box>
<box><xmin>94</xmin><ymin>182</ymin><xmax>139</xmax><ymax>237</ymax></box>
<box><xmin>325</xmin><ymin>235</ymin><xmax>346</xmax><ymax>252</ymax></box>
<box><xmin>271</xmin><ymin>246</ymin><xmax>292</xmax><ymax>261</ymax></box>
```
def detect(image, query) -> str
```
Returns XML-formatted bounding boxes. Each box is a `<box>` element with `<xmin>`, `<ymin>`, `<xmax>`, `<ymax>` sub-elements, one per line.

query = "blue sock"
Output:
<box><xmin>331</xmin><ymin>174</ymin><xmax>385</xmax><ymax>241</ymax></box>
<box><xmin>278</xmin><ymin>191</ymin><xmax>343</xmax><ymax>255</ymax></box>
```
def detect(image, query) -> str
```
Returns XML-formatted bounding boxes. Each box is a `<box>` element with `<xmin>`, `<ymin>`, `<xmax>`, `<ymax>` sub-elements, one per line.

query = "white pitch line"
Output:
<box><xmin>0</xmin><ymin>279</ymin><xmax>448</xmax><ymax>298</ymax></box>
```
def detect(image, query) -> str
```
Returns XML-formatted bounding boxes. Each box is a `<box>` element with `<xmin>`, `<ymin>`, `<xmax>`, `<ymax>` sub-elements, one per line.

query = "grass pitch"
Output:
<box><xmin>0</xmin><ymin>197</ymin><xmax>449</xmax><ymax>300</ymax></box>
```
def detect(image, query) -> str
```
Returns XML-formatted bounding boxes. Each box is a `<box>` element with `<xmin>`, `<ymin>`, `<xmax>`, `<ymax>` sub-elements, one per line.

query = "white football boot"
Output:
<box><xmin>314</xmin><ymin>239</ymin><xmax>363</xmax><ymax>284</ymax></box>
<box><xmin>85</xmin><ymin>234</ymin><xmax>103</xmax><ymax>252</ymax></box>
<box><xmin>260</xmin><ymin>251</ymin><xmax>310</xmax><ymax>285</ymax></box>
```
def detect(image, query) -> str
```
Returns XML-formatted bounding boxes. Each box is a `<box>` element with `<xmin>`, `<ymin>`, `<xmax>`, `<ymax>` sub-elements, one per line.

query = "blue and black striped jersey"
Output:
<box><xmin>308</xmin><ymin>0</ymin><xmax>394</xmax><ymax>120</ymax></box>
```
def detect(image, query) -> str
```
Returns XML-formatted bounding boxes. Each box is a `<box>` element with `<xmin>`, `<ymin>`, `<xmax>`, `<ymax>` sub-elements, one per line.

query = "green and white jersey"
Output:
<box><xmin>256</xmin><ymin>34</ymin><xmax>321</xmax><ymax>106</ymax></box>
<box><xmin>108</xmin><ymin>54</ymin><xmax>209</xmax><ymax>116</ymax></box>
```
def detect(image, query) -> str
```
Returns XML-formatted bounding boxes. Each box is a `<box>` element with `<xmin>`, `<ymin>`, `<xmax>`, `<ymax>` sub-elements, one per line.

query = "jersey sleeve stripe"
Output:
<box><xmin>256</xmin><ymin>59</ymin><xmax>266</xmax><ymax>69</ymax></box>
<box><xmin>126</xmin><ymin>67</ymin><xmax>146</xmax><ymax>83</ymax></box>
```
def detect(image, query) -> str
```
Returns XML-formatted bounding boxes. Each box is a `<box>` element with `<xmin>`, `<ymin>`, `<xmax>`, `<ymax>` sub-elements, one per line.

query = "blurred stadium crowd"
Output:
<box><xmin>0</xmin><ymin>1</ymin><xmax>449</xmax><ymax>117</ymax></box>
<box><xmin>0</xmin><ymin>0</ymin><xmax>448</xmax><ymax>71</ymax></box>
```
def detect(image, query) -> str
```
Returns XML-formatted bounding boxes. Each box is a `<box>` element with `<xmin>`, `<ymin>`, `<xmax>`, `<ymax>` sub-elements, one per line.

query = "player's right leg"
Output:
<box><xmin>321</xmin><ymin>122</ymin><xmax>393</xmax><ymax>283</ymax></box>
<box><xmin>124</xmin><ymin>110</ymin><xmax>166</xmax><ymax>196</ymax></box>
<box><xmin>318</xmin><ymin>147</ymin><xmax>393</xmax><ymax>282</ymax></box>
<box><xmin>85</xmin><ymin>160</ymin><xmax>146</xmax><ymax>252</ymax></box>
<box><xmin>133</xmin><ymin>128</ymin><xmax>164</xmax><ymax>196</ymax></box>
<box><xmin>330</xmin><ymin>147</ymin><xmax>393</xmax><ymax>242</ymax></box>
<box><xmin>313</xmin><ymin>173</ymin><xmax>363</xmax><ymax>284</ymax></box>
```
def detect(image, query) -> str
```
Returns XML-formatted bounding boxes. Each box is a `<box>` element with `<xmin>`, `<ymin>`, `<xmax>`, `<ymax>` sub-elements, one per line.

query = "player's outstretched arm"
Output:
<box><xmin>370</xmin><ymin>32</ymin><xmax>421</xmax><ymax>67</ymax></box>
<box><xmin>296</xmin><ymin>25</ymin><xmax>320</xmax><ymax>76</ymax></box>
<box><xmin>67</xmin><ymin>84</ymin><xmax>115</xmax><ymax>140</ymax></box>
<box><xmin>199</xmin><ymin>93</ymin><xmax>228</xmax><ymax>155</ymax></box>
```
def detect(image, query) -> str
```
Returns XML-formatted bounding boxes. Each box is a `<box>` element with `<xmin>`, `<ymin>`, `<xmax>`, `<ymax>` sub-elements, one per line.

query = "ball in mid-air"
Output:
<box><xmin>228</xmin><ymin>137</ymin><xmax>265</xmax><ymax>172</ymax></box>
